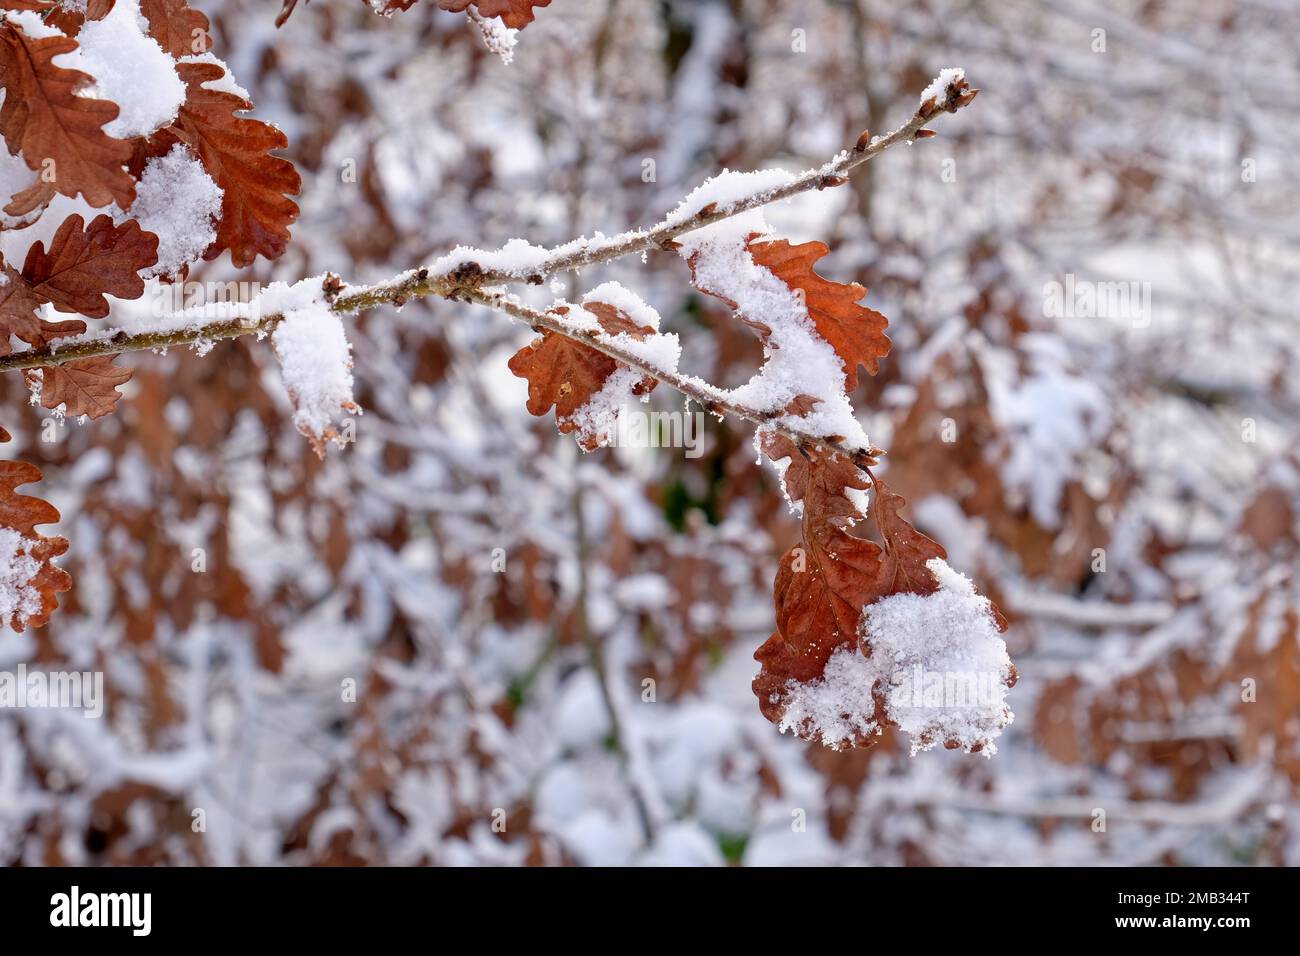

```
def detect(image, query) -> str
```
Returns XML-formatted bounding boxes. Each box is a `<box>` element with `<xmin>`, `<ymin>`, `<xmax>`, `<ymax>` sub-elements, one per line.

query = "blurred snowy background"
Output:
<box><xmin>2</xmin><ymin>0</ymin><xmax>1299</xmax><ymax>865</ymax></box>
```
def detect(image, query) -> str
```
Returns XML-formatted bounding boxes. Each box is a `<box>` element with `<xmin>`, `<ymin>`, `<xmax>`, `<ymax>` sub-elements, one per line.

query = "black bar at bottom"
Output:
<box><xmin>0</xmin><ymin>865</ymin><xmax>1279</xmax><ymax>941</ymax></box>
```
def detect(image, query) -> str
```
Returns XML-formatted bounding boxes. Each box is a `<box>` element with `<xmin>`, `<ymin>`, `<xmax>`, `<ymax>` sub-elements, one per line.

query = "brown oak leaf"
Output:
<box><xmin>22</xmin><ymin>214</ymin><xmax>158</xmax><ymax>318</ymax></box>
<box><xmin>0</xmin><ymin>156</ymin><xmax>56</xmax><ymax>223</ymax></box>
<box><xmin>159</xmin><ymin>60</ymin><xmax>301</xmax><ymax>267</ymax></box>
<box><xmin>435</xmin><ymin>0</ymin><xmax>552</xmax><ymax>29</ymax></box>
<box><xmin>0</xmin><ymin>18</ymin><xmax>136</xmax><ymax>208</ymax></box>
<box><xmin>39</xmin><ymin>0</ymin><xmax>116</xmax><ymax>36</ymax></box>
<box><xmin>0</xmin><ymin>426</ymin><xmax>72</xmax><ymax>632</ymax></box>
<box><xmin>139</xmin><ymin>0</ymin><xmax>211</xmax><ymax>56</ymax></box>
<box><xmin>753</xmin><ymin>434</ymin><xmax>947</xmax><ymax>736</ymax></box>
<box><xmin>748</xmin><ymin>238</ymin><xmax>891</xmax><ymax>390</ymax></box>
<box><xmin>0</xmin><ymin>261</ymin><xmax>65</xmax><ymax>353</ymax></box>
<box><xmin>507</xmin><ymin>301</ymin><xmax>657</xmax><ymax>451</ymax></box>
<box><xmin>0</xmin><ymin>258</ymin><xmax>87</xmax><ymax>353</ymax></box>
<box><xmin>40</xmin><ymin>355</ymin><xmax>133</xmax><ymax>419</ymax></box>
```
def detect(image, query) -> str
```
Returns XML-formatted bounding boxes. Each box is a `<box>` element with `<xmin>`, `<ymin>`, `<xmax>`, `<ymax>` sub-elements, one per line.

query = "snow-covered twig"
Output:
<box><xmin>0</xmin><ymin>72</ymin><xmax>977</xmax><ymax>471</ymax></box>
<box><xmin>423</xmin><ymin>71</ymin><xmax>978</xmax><ymax>286</ymax></box>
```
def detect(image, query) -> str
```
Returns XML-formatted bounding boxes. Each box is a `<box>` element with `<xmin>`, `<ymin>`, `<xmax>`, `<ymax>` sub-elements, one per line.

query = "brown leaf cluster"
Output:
<box><xmin>753</xmin><ymin>434</ymin><xmax>951</xmax><ymax>742</ymax></box>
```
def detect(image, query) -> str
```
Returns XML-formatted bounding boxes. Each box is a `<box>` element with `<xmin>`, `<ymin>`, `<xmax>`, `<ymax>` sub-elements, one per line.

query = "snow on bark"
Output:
<box><xmin>268</xmin><ymin>283</ymin><xmax>359</xmax><ymax>456</ymax></box>
<box><xmin>919</xmin><ymin>67</ymin><xmax>965</xmax><ymax>108</ymax></box>
<box><xmin>671</xmin><ymin>172</ymin><xmax>872</xmax><ymax>451</ymax></box>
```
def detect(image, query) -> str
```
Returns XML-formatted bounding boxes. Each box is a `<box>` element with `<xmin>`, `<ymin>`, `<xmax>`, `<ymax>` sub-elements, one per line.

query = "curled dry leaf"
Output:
<box><xmin>507</xmin><ymin>301</ymin><xmax>658</xmax><ymax>451</ymax></box>
<box><xmin>751</xmin><ymin>431</ymin><xmax>1009</xmax><ymax>754</ymax></box>
<box><xmin>1</xmin><ymin>170</ymin><xmax>55</xmax><ymax>224</ymax></box>
<box><xmin>0</xmin><ymin>426</ymin><xmax>72</xmax><ymax>632</ymax></box>
<box><xmin>269</xmin><ymin>301</ymin><xmax>360</xmax><ymax>457</ymax></box>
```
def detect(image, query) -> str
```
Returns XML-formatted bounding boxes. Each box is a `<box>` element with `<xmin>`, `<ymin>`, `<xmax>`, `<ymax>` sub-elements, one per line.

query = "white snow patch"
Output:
<box><xmin>471</xmin><ymin>12</ymin><xmax>518</xmax><ymax>65</ymax></box>
<box><xmin>776</xmin><ymin>645</ymin><xmax>882</xmax><ymax>751</ymax></box>
<box><xmin>56</xmin><ymin>0</ymin><xmax>185</xmax><ymax>139</ymax></box>
<box><xmin>179</xmin><ymin>52</ymin><xmax>251</xmax><ymax>100</ymax></box>
<box><xmin>429</xmin><ymin>238</ymin><xmax>551</xmax><ymax>279</ymax></box>
<box><xmin>270</xmin><ymin>295</ymin><xmax>359</xmax><ymax>453</ymax></box>
<box><xmin>777</xmin><ymin>559</ymin><xmax>1013</xmax><ymax>755</ymax></box>
<box><xmin>121</xmin><ymin>145</ymin><xmax>222</xmax><ymax>278</ymax></box>
<box><xmin>0</xmin><ymin>528</ymin><xmax>45</xmax><ymax>628</ymax></box>
<box><xmin>666</xmin><ymin>167</ymin><xmax>795</xmax><ymax>228</ymax></box>
<box><xmin>563</xmin><ymin>365</ymin><xmax>648</xmax><ymax>450</ymax></box>
<box><xmin>919</xmin><ymin>67</ymin><xmax>965</xmax><ymax>108</ymax></box>
<box><xmin>581</xmin><ymin>282</ymin><xmax>682</xmax><ymax>375</ymax></box>
<box><xmin>3</xmin><ymin>11</ymin><xmax>61</xmax><ymax>40</ymax></box>
<box><xmin>861</xmin><ymin>558</ymin><xmax>1014</xmax><ymax>755</ymax></box>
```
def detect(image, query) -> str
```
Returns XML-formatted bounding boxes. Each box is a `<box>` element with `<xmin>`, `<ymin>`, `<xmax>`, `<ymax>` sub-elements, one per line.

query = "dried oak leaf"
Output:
<box><xmin>0</xmin><ymin>427</ymin><xmax>72</xmax><ymax>632</ymax></box>
<box><xmin>2</xmin><ymin>173</ymin><xmax>56</xmax><ymax>225</ymax></box>
<box><xmin>33</xmin><ymin>0</ymin><xmax>116</xmax><ymax>36</ymax></box>
<box><xmin>748</xmin><ymin>238</ymin><xmax>891</xmax><ymax>390</ymax></box>
<box><xmin>40</xmin><ymin>355</ymin><xmax>133</xmax><ymax>419</ymax></box>
<box><xmin>1240</xmin><ymin>483</ymin><xmax>1295</xmax><ymax>552</ymax></box>
<box><xmin>753</xmin><ymin>434</ymin><xmax>946</xmax><ymax>736</ymax></box>
<box><xmin>435</xmin><ymin>0</ymin><xmax>552</xmax><ymax>29</ymax></box>
<box><xmin>0</xmin><ymin>18</ymin><xmax>135</xmax><ymax>209</ymax></box>
<box><xmin>0</xmin><ymin>259</ymin><xmax>85</xmax><ymax>354</ymax></box>
<box><xmin>22</xmin><ymin>213</ymin><xmax>158</xmax><ymax>318</ymax></box>
<box><xmin>159</xmin><ymin>60</ymin><xmax>301</xmax><ymax>268</ymax></box>
<box><xmin>139</xmin><ymin>0</ymin><xmax>211</xmax><ymax>56</ymax></box>
<box><xmin>507</xmin><ymin>301</ymin><xmax>657</xmax><ymax>451</ymax></box>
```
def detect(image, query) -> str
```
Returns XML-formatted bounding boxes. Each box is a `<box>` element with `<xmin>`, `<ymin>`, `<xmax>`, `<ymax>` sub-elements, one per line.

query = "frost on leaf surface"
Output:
<box><xmin>123</xmin><ymin>143</ymin><xmax>222</xmax><ymax>279</ymax></box>
<box><xmin>56</xmin><ymin>0</ymin><xmax>186</xmax><ymax>140</ymax></box>
<box><xmin>671</xmin><ymin>172</ymin><xmax>886</xmax><ymax>449</ymax></box>
<box><xmin>271</xmin><ymin>296</ymin><xmax>359</xmax><ymax>457</ymax></box>
<box><xmin>508</xmin><ymin>286</ymin><xmax>678</xmax><ymax>452</ymax></box>
<box><xmin>0</xmin><ymin>429</ymin><xmax>71</xmax><ymax>633</ymax></box>
<box><xmin>0</xmin><ymin>526</ymin><xmax>44</xmax><ymax>630</ymax></box>
<box><xmin>862</xmin><ymin>558</ymin><xmax>1015</xmax><ymax>755</ymax></box>
<box><xmin>755</xmin><ymin>434</ymin><xmax>1015</xmax><ymax>753</ymax></box>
